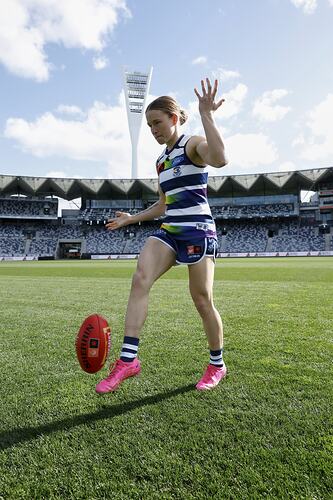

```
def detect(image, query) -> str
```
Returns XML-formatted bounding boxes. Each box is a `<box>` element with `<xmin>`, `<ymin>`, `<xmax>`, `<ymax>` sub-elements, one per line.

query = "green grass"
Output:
<box><xmin>0</xmin><ymin>258</ymin><xmax>332</xmax><ymax>499</ymax></box>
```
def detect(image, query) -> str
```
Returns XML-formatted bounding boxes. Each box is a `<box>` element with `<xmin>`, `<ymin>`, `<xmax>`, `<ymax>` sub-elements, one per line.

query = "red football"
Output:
<box><xmin>76</xmin><ymin>314</ymin><xmax>111</xmax><ymax>373</ymax></box>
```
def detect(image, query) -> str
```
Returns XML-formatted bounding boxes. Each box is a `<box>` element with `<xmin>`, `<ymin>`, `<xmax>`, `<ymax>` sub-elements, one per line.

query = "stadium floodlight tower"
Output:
<box><xmin>123</xmin><ymin>67</ymin><xmax>153</xmax><ymax>179</ymax></box>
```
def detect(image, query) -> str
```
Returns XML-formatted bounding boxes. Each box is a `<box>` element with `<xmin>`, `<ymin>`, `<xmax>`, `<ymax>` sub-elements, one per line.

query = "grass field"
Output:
<box><xmin>0</xmin><ymin>257</ymin><xmax>332</xmax><ymax>499</ymax></box>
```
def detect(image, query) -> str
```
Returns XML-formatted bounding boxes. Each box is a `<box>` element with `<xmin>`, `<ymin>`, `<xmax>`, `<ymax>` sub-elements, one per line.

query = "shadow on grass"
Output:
<box><xmin>0</xmin><ymin>383</ymin><xmax>195</xmax><ymax>451</ymax></box>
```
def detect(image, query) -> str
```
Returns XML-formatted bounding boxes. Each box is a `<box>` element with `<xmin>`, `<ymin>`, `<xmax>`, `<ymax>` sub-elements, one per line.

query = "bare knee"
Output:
<box><xmin>191</xmin><ymin>292</ymin><xmax>213</xmax><ymax>317</ymax></box>
<box><xmin>131</xmin><ymin>266</ymin><xmax>153</xmax><ymax>294</ymax></box>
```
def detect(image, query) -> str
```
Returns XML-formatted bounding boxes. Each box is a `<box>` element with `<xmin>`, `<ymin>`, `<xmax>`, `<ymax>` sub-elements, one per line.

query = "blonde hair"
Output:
<box><xmin>146</xmin><ymin>96</ymin><xmax>188</xmax><ymax>125</ymax></box>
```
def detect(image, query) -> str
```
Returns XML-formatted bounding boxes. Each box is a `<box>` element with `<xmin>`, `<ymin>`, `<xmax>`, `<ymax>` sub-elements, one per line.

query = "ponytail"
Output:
<box><xmin>179</xmin><ymin>109</ymin><xmax>188</xmax><ymax>125</ymax></box>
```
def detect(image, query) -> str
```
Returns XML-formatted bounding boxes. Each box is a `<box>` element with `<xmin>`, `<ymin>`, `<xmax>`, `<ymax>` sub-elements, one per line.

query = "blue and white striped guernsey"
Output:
<box><xmin>157</xmin><ymin>134</ymin><xmax>216</xmax><ymax>241</ymax></box>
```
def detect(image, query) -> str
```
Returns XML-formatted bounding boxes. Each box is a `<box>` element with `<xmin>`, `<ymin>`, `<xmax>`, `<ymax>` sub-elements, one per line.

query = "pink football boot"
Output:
<box><xmin>196</xmin><ymin>364</ymin><xmax>227</xmax><ymax>391</ymax></box>
<box><xmin>96</xmin><ymin>358</ymin><xmax>141</xmax><ymax>394</ymax></box>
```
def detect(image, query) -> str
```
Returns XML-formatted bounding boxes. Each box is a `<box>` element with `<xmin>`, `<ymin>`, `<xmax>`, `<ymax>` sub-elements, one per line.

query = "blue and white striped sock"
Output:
<box><xmin>209</xmin><ymin>349</ymin><xmax>224</xmax><ymax>367</ymax></box>
<box><xmin>120</xmin><ymin>336</ymin><xmax>139</xmax><ymax>363</ymax></box>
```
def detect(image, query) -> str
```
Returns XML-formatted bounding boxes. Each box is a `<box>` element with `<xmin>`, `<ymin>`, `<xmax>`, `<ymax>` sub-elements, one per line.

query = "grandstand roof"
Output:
<box><xmin>0</xmin><ymin>167</ymin><xmax>332</xmax><ymax>200</ymax></box>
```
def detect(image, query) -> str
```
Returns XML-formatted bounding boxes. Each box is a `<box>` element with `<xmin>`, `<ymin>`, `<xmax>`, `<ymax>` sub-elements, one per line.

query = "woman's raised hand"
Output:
<box><xmin>105</xmin><ymin>211</ymin><xmax>132</xmax><ymax>230</ymax></box>
<box><xmin>194</xmin><ymin>78</ymin><xmax>225</xmax><ymax>115</ymax></box>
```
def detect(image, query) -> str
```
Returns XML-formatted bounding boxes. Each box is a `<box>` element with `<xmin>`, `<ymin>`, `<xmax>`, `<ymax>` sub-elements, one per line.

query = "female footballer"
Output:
<box><xmin>96</xmin><ymin>78</ymin><xmax>228</xmax><ymax>393</ymax></box>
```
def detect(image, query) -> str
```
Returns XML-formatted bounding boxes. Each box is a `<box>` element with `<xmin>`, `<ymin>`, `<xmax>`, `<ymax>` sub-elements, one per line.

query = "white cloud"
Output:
<box><xmin>297</xmin><ymin>93</ymin><xmax>333</xmax><ymax>161</ymax></box>
<box><xmin>224</xmin><ymin>133</ymin><xmax>278</xmax><ymax>170</ymax></box>
<box><xmin>0</xmin><ymin>1</ymin><xmax>50</xmax><ymax>81</ymax></box>
<box><xmin>93</xmin><ymin>55</ymin><xmax>109</xmax><ymax>70</ymax></box>
<box><xmin>252</xmin><ymin>89</ymin><xmax>291</xmax><ymax>122</ymax></box>
<box><xmin>56</xmin><ymin>105</ymin><xmax>86</xmax><ymax>117</ymax></box>
<box><xmin>192</xmin><ymin>56</ymin><xmax>207</xmax><ymax>65</ymax></box>
<box><xmin>5</xmin><ymin>99</ymin><xmax>126</xmax><ymax>161</ymax></box>
<box><xmin>290</xmin><ymin>0</ymin><xmax>317</xmax><ymax>14</ymax></box>
<box><xmin>215</xmin><ymin>83</ymin><xmax>248</xmax><ymax>120</ymax></box>
<box><xmin>46</xmin><ymin>170</ymin><xmax>67</xmax><ymax>178</ymax></box>
<box><xmin>278</xmin><ymin>161</ymin><xmax>298</xmax><ymax>172</ymax></box>
<box><xmin>212</xmin><ymin>67</ymin><xmax>241</xmax><ymax>82</ymax></box>
<box><xmin>4</xmin><ymin>92</ymin><xmax>162</xmax><ymax>179</ymax></box>
<box><xmin>0</xmin><ymin>0</ymin><xmax>130</xmax><ymax>81</ymax></box>
<box><xmin>292</xmin><ymin>134</ymin><xmax>305</xmax><ymax>147</ymax></box>
<box><xmin>45</xmin><ymin>171</ymin><xmax>82</xmax><ymax>178</ymax></box>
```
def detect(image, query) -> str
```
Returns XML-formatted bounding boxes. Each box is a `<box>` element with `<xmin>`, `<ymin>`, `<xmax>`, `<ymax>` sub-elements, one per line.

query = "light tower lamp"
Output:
<box><xmin>123</xmin><ymin>67</ymin><xmax>153</xmax><ymax>179</ymax></box>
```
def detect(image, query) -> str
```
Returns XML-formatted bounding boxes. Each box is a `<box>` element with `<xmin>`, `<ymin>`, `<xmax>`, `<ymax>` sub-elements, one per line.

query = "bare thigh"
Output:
<box><xmin>188</xmin><ymin>256</ymin><xmax>215</xmax><ymax>302</ymax></box>
<box><xmin>135</xmin><ymin>236</ymin><xmax>176</xmax><ymax>286</ymax></box>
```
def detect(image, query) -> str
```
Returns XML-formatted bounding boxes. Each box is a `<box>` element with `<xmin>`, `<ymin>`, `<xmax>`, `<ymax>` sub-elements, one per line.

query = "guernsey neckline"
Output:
<box><xmin>165</xmin><ymin>134</ymin><xmax>185</xmax><ymax>155</ymax></box>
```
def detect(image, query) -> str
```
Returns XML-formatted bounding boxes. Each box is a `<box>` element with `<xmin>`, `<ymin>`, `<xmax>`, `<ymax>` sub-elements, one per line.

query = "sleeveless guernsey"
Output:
<box><xmin>156</xmin><ymin>134</ymin><xmax>216</xmax><ymax>241</ymax></box>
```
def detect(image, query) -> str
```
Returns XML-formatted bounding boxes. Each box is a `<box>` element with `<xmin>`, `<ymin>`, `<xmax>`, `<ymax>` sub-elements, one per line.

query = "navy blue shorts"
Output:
<box><xmin>150</xmin><ymin>228</ymin><xmax>218</xmax><ymax>265</ymax></box>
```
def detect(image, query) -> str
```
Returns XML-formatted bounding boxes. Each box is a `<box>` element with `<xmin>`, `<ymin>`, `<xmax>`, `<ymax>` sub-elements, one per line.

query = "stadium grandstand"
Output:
<box><xmin>0</xmin><ymin>167</ymin><xmax>332</xmax><ymax>260</ymax></box>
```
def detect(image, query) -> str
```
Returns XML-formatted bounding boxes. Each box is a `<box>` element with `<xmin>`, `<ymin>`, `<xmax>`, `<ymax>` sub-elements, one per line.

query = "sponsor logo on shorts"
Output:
<box><xmin>187</xmin><ymin>245</ymin><xmax>202</xmax><ymax>257</ymax></box>
<box><xmin>187</xmin><ymin>245</ymin><xmax>195</xmax><ymax>255</ymax></box>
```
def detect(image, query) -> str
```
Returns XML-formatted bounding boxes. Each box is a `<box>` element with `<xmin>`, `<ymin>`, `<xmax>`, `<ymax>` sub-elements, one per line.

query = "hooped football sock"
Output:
<box><xmin>120</xmin><ymin>336</ymin><xmax>140</xmax><ymax>362</ymax></box>
<box><xmin>209</xmin><ymin>349</ymin><xmax>224</xmax><ymax>367</ymax></box>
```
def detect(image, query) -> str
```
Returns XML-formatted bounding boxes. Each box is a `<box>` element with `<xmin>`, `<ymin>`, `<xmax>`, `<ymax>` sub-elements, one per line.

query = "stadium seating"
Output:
<box><xmin>85</xmin><ymin>227</ymin><xmax>127</xmax><ymax>254</ymax></box>
<box><xmin>271</xmin><ymin>221</ymin><xmax>325</xmax><ymax>252</ymax></box>
<box><xmin>212</xmin><ymin>203</ymin><xmax>294</xmax><ymax>219</ymax></box>
<box><xmin>0</xmin><ymin>198</ymin><xmax>57</xmax><ymax>218</ymax></box>
<box><xmin>216</xmin><ymin>221</ymin><xmax>268</xmax><ymax>252</ymax></box>
<box><xmin>0</xmin><ymin>217</ymin><xmax>329</xmax><ymax>257</ymax></box>
<box><xmin>0</xmin><ymin>223</ymin><xmax>25</xmax><ymax>257</ymax></box>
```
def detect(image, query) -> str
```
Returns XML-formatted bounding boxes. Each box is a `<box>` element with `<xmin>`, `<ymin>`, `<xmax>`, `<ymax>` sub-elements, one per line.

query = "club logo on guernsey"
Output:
<box><xmin>173</xmin><ymin>166</ymin><xmax>181</xmax><ymax>177</ymax></box>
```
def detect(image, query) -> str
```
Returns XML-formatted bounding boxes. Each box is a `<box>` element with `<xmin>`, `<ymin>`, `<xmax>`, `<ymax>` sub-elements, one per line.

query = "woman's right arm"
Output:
<box><xmin>105</xmin><ymin>184</ymin><xmax>166</xmax><ymax>230</ymax></box>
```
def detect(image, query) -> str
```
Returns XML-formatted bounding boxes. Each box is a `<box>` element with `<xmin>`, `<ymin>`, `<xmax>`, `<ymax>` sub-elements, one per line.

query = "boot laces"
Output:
<box><xmin>107</xmin><ymin>359</ymin><xmax>123</xmax><ymax>377</ymax></box>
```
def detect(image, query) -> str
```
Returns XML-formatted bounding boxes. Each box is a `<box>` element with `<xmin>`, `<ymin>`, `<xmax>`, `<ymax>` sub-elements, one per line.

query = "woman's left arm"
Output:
<box><xmin>193</xmin><ymin>78</ymin><xmax>228</xmax><ymax>168</ymax></box>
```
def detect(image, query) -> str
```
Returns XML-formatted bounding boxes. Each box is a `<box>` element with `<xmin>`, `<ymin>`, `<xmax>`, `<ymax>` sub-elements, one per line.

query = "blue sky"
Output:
<box><xmin>0</xmin><ymin>0</ymin><xmax>333</xmax><ymax>184</ymax></box>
